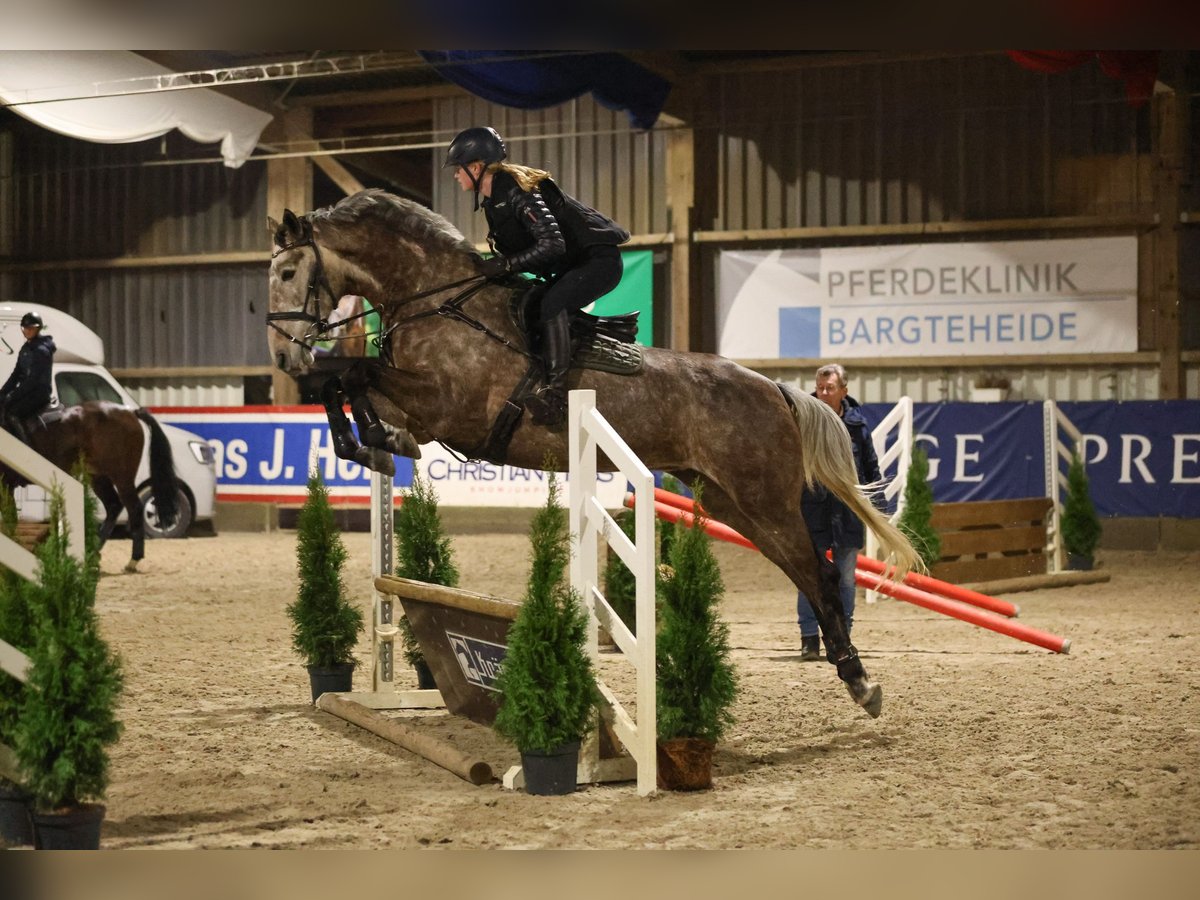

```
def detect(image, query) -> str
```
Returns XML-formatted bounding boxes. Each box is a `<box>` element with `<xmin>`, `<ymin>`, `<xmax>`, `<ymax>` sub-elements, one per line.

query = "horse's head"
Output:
<box><xmin>266</xmin><ymin>209</ymin><xmax>353</xmax><ymax>376</ymax></box>
<box><xmin>268</xmin><ymin>190</ymin><xmax>485</xmax><ymax>375</ymax></box>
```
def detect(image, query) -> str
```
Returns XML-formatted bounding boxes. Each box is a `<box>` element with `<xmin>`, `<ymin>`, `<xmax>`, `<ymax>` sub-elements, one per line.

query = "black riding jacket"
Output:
<box><xmin>0</xmin><ymin>333</ymin><xmax>56</xmax><ymax>407</ymax></box>
<box><xmin>482</xmin><ymin>170</ymin><xmax>629</xmax><ymax>277</ymax></box>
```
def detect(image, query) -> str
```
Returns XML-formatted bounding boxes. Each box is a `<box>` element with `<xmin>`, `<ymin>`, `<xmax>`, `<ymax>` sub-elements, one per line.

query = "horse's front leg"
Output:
<box><xmin>320</xmin><ymin>377</ymin><xmax>361</xmax><ymax>462</ymax></box>
<box><xmin>322</xmin><ymin>375</ymin><xmax>395</xmax><ymax>476</ymax></box>
<box><xmin>342</xmin><ymin>362</ymin><xmax>422</xmax><ymax>460</ymax></box>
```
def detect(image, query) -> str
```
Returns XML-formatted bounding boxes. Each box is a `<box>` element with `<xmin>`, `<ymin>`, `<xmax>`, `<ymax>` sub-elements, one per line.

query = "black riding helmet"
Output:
<box><xmin>442</xmin><ymin>126</ymin><xmax>507</xmax><ymax>169</ymax></box>
<box><xmin>20</xmin><ymin>312</ymin><xmax>43</xmax><ymax>329</ymax></box>
<box><xmin>444</xmin><ymin>126</ymin><xmax>507</xmax><ymax>210</ymax></box>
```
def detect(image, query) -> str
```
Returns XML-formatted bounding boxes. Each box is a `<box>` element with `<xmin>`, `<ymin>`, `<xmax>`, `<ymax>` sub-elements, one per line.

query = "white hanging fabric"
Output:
<box><xmin>0</xmin><ymin>51</ymin><xmax>272</xmax><ymax>168</ymax></box>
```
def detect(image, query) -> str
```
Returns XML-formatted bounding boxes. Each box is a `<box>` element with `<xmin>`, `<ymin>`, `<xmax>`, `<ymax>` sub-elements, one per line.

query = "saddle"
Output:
<box><xmin>470</xmin><ymin>285</ymin><xmax>645</xmax><ymax>464</ymax></box>
<box><xmin>509</xmin><ymin>284</ymin><xmax>644</xmax><ymax>377</ymax></box>
<box><xmin>1</xmin><ymin>399</ymin><xmax>60</xmax><ymax>446</ymax></box>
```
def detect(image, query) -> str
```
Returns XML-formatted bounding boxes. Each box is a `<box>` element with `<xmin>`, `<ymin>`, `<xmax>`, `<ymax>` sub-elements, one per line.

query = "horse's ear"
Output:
<box><xmin>282</xmin><ymin>209</ymin><xmax>302</xmax><ymax>235</ymax></box>
<box><xmin>267</xmin><ymin>215</ymin><xmax>281</xmax><ymax>243</ymax></box>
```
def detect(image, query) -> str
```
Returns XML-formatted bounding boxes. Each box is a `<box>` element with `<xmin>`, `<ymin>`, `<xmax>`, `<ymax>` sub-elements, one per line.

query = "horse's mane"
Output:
<box><xmin>310</xmin><ymin>189</ymin><xmax>476</xmax><ymax>256</ymax></box>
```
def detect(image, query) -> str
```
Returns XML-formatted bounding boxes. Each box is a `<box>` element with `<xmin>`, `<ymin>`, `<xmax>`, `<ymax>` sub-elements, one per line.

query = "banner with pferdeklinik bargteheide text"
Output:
<box><xmin>717</xmin><ymin>236</ymin><xmax>1137</xmax><ymax>359</ymax></box>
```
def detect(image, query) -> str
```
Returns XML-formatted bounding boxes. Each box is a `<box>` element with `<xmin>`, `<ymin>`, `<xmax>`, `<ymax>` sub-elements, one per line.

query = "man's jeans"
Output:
<box><xmin>796</xmin><ymin>545</ymin><xmax>860</xmax><ymax>638</ymax></box>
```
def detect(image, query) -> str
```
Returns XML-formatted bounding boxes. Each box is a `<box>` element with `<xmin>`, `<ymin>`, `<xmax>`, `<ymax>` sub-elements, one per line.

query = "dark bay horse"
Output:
<box><xmin>3</xmin><ymin>401</ymin><xmax>179</xmax><ymax>573</ymax></box>
<box><xmin>267</xmin><ymin>189</ymin><xmax>919</xmax><ymax>718</ymax></box>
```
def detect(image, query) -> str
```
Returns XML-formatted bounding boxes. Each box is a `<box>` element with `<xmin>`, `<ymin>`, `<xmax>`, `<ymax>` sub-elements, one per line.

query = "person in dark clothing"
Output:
<box><xmin>0</xmin><ymin>311</ymin><xmax>56</xmax><ymax>445</ymax></box>
<box><xmin>797</xmin><ymin>363</ymin><xmax>884</xmax><ymax>661</ymax></box>
<box><xmin>443</xmin><ymin>126</ymin><xmax>630</xmax><ymax>426</ymax></box>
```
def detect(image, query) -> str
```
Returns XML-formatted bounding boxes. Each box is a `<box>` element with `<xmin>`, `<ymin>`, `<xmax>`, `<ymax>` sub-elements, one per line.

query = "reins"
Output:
<box><xmin>267</xmin><ymin>225</ymin><xmax>534</xmax><ymax>364</ymax></box>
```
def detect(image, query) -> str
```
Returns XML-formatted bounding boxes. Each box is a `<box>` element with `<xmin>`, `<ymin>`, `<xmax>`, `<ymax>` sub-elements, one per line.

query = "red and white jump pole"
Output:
<box><xmin>651</xmin><ymin>486</ymin><xmax>1018</xmax><ymax>618</ymax></box>
<box><xmin>622</xmin><ymin>494</ymin><xmax>758</xmax><ymax>551</ymax></box>
<box><xmin>634</xmin><ymin>487</ymin><xmax>1069</xmax><ymax>654</ymax></box>
<box><xmin>853</xmin><ymin>555</ymin><xmax>1019</xmax><ymax>618</ymax></box>
<box><xmin>855</xmin><ymin>569</ymin><xmax>1069</xmax><ymax>654</ymax></box>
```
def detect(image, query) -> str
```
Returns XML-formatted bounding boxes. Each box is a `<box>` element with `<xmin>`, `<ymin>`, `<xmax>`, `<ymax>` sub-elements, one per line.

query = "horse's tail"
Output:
<box><xmin>777</xmin><ymin>383</ymin><xmax>923</xmax><ymax>581</ymax></box>
<box><xmin>135</xmin><ymin>408</ymin><xmax>179</xmax><ymax>525</ymax></box>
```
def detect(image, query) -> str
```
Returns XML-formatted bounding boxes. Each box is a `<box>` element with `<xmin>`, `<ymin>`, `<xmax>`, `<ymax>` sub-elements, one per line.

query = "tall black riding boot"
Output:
<box><xmin>6</xmin><ymin>414</ymin><xmax>30</xmax><ymax>446</ymax></box>
<box><xmin>526</xmin><ymin>310</ymin><xmax>571</xmax><ymax>427</ymax></box>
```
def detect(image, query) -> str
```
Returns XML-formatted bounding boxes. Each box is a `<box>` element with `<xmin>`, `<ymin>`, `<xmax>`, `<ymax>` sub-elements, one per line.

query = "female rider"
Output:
<box><xmin>444</xmin><ymin>126</ymin><xmax>629</xmax><ymax>426</ymax></box>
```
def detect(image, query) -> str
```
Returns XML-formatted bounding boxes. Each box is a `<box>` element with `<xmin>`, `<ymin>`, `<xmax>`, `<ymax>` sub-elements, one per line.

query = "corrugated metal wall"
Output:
<box><xmin>0</xmin><ymin>115</ymin><xmax>270</xmax><ymax>380</ymax></box>
<box><xmin>13</xmin><ymin>265</ymin><xmax>269</xmax><ymax>368</ymax></box>
<box><xmin>696</xmin><ymin>54</ymin><xmax>1150</xmax><ymax>230</ymax></box>
<box><xmin>3</xmin><ymin>120</ymin><xmax>267</xmax><ymax>258</ymax></box>
<box><xmin>432</xmin><ymin>94</ymin><xmax>669</xmax><ymax>243</ymax></box>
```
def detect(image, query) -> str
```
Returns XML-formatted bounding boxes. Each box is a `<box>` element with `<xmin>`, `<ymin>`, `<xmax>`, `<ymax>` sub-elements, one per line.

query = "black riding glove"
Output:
<box><xmin>480</xmin><ymin>255</ymin><xmax>510</xmax><ymax>277</ymax></box>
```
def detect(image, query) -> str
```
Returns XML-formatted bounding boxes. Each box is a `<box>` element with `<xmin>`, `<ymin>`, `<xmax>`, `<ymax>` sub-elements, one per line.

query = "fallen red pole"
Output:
<box><xmin>654</xmin><ymin>487</ymin><xmax>706</xmax><ymax>514</ymax></box>
<box><xmin>633</xmin><ymin>489</ymin><xmax>1067</xmax><ymax>652</ymax></box>
<box><xmin>854</xmin><ymin>554</ymin><xmax>1020</xmax><ymax>619</ymax></box>
<box><xmin>856</xmin><ymin>569</ymin><xmax>1070</xmax><ymax>654</ymax></box>
<box><xmin>623</xmin><ymin>494</ymin><xmax>759</xmax><ymax>551</ymax></box>
<box><xmin>655</xmin><ymin>486</ymin><xmax>1019</xmax><ymax>619</ymax></box>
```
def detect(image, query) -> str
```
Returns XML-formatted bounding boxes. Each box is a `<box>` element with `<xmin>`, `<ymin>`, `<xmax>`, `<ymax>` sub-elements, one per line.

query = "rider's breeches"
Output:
<box><xmin>539</xmin><ymin>245</ymin><xmax>623</xmax><ymax>321</ymax></box>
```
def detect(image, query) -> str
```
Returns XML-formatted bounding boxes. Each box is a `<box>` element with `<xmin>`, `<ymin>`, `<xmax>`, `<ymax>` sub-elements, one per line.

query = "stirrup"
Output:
<box><xmin>526</xmin><ymin>385</ymin><xmax>567</xmax><ymax>426</ymax></box>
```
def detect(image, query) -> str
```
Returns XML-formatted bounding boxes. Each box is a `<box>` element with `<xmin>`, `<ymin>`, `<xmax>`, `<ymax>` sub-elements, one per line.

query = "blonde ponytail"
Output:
<box><xmin>488</xmin><ymin>162</ymin><xmax>553</xmax><ymax>192</ymax></box>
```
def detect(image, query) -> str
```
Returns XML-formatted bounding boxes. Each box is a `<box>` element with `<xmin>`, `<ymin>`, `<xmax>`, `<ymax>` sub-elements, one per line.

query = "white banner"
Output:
<box><xmin>717</xmin><ymin>236</ymin><xmax>1138</xmax><ymax>359</ymax></box>
<box><xmin>414</xmin><ymin>442</ymin><xmax>627</xmax><ymax>508</ymax></box>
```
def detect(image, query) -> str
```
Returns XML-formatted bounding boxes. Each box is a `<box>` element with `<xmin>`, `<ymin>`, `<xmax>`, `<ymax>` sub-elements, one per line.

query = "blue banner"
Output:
<box><xmin>861</xmin><ymin>400</ymin><xmax>1200</xmax><ymax>518</ymax></box>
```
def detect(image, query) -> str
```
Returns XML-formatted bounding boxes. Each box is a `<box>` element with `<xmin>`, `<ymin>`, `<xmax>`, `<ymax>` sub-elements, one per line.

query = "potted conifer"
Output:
<box><xmin>493</xmin><ymin>472</ymin><xmax>599</xmax><ymax>795</ymax></box>
<box><xmin>655</xmin><ymin>486</ymin><xmax>737</xmax><ymax>791</ymax></box>
<box><xmin>0</xmin><ymin>481</ymin><xmax>34</xmax><ymax>848</ymax></box>
<box><xmin>1061</xmin><ymin>452</ymin><xmax>1102</xmax><ymax>571</ymax></box>
<box><xmin>394</xmin><ymin>473</ymin><xmax>459</xmax><ymax>689</ymax></box>
<box><xmin>288</xmin><ymin>470</ymin><xmax>364</xmax><ymax>701</ymax></box>
<box><xmin>13</xmin><ymin>480</ymin><xmax>122</xmax><ymax>849</ymax></box>
<box><xmin>896</xmin><ymin>444</ymin><xmax>942</xmax><ymax>570</ymax></box>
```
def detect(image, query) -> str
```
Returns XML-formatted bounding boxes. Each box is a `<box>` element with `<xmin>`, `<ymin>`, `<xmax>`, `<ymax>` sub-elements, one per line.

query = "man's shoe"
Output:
<box><xmin>799</xmin><ymin>635</ymin><xmax>821</xmax><ymax>662</ymax></box>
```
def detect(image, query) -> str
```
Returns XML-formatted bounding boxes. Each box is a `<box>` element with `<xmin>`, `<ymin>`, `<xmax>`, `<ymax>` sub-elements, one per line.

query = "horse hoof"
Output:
<box><xmin>383</xmin><ymin>426</ymin><xmax>422</xmax><ymax>460</ymax></box>
<box><xmin>844</xmin><ymin>680</ymin><xmax>883</xmax><ymax>719</ymax></box>
<box><xmin>124</xmin><ymin>560</ymin><xmax>139</xmax><ymax>574</ymax></box>
<box><xmin>354</xmin><ymin>447</ymin><xmax>395</xmax><ymax>477</ymax></box>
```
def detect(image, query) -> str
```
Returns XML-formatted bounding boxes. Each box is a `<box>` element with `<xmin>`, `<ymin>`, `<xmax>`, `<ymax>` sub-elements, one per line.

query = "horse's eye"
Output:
<box><xmin>280</xmin><ymin>268</ymin><xmax>296</xmax><ymax>282</ymax></box>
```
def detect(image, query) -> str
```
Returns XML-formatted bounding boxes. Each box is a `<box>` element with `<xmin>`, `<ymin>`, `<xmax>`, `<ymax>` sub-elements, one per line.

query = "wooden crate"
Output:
<box><xmin>14</xmin><ymin>522</ymin><xmax>50</xmax><ymax>553</ymax></box>
<box><xmin>929</xmin><ymin>498</ymin><xmax>1053</xmax><ymax>584</ymax></box>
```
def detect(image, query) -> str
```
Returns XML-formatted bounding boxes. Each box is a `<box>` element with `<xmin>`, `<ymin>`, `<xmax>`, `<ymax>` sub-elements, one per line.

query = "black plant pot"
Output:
<box><xmin>306</xmin><ymin>662</ymin><xmax>354</xmax><ymax>702</ymax></box>
<box><xmin>520</xmin><ymin>741</ymin><xmax>580</xmax><ymax>796</ymax></box>
<box><xmin>0</xmin><ymin>780</ymin><xmax>33</xmax><ymax>847</ymax></box>
<box><xmin>1066</xmin><ymin>553</ymin><xmax>1094</xmax><ymax>571</ymax></box>
<box><xmin>31</xmin><ymin>803</ymin><xmax>105</xmax><ymax>850</ymax></box>
<box><xmin>414</xmin><ymin>659</ymin><xmax>437</xmax><ymax>690</ymax></box>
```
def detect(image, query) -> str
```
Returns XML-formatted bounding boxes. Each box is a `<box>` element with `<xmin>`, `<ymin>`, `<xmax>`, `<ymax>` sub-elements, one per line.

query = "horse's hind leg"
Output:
<box><xmin>92</xmin><ymin>477</ymin><xmax>122</xmax><ymax>549</ymax></box>
<box><xmin>116</xmin><ymin>481</ymin><xmax>145</xmax><ymax>574</ymax></box>
<box><xmin>680</xmin><ymin>472</ymin><xmax>882</xmax><ymax>719</ymax></box>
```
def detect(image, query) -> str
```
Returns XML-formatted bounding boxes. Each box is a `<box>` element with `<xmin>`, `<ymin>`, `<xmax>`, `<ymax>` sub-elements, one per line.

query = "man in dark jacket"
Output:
<box><xmin>797</xmin><ymin>363</ymin><xmax>883</xmax><ymax>661</ymax></box>
<box><xmin>443</xmin><ymin>126</ymin><xmax>630</xmax><ymax>426</ymax></box>
<box><xmin>0</xmin><ymin>311</ymin><xmax>56</xmax><ymax>445</ymax></box>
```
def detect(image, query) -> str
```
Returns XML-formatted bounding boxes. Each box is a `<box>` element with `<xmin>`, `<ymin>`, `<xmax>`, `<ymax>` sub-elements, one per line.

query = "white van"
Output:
<box><xmin>0</xmin><ymin>302</ymin><xmax>217</xmax><ymax>537</ymax></box>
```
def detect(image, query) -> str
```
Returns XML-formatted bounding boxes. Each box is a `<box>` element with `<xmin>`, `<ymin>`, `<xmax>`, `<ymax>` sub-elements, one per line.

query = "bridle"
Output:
<box><xmin>265</xmin><ymin>220</ymin><xmax>341</xmax><ymax>364</ymax></box>
<box><xmin>266</xmin><ymin>218</ymin><xmax>532</xmax><ymax>366</ymax></box>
